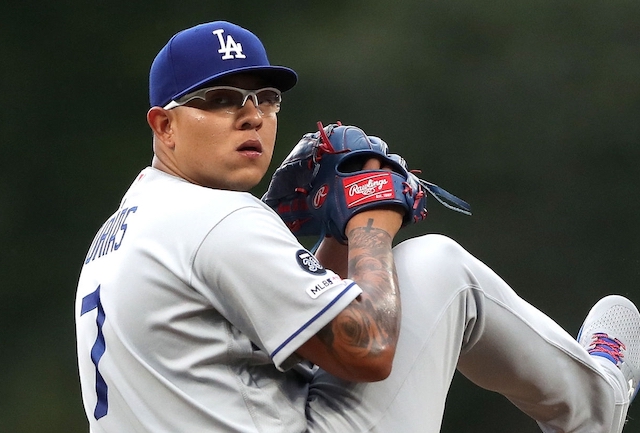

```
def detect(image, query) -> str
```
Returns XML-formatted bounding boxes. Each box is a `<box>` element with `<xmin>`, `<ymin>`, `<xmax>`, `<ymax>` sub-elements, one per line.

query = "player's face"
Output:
<box><xmin>165</xmin><ymin>74</ymin><xmax>278</xmax><ymax>191</ymax></box>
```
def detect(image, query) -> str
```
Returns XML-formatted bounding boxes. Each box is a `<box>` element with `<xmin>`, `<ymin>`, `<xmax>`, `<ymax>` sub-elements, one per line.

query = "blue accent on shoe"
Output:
<box><xmin>590</xmin><ymin>351</ymin><xmax>619</xmax><ymax>365</ymax></box>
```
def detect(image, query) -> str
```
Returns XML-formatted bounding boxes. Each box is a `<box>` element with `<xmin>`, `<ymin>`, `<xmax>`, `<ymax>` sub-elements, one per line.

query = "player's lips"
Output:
<box><xmin>237</xmin><ymin>140</ymin><xmax>263</xmax><ymax>157</ymax></box>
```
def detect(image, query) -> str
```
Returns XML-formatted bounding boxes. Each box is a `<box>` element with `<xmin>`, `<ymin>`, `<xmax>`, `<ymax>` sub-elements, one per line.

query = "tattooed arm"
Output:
<box><xmin>296</xmin><ymin>159</ymin><xmax>404</xmax><ymax>382</ymax></box>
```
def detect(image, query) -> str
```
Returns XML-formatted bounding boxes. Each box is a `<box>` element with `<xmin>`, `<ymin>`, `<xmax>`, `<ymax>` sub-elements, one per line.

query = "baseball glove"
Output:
<box><xmin>262</xmin><ymin>122</ymin><xmax>471</xmax><ymax>244</ymax></box>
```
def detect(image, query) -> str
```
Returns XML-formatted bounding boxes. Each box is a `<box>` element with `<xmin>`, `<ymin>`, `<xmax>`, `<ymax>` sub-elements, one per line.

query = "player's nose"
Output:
<box><xmin>236</xmin><ymin>99</ymin><xmax>263</xmax><ymax>129</ymax></box>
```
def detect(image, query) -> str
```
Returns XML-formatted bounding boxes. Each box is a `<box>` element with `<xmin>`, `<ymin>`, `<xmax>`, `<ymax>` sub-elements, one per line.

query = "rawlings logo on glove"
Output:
<box><xmin>312</xmin><ymin>185</ymin><xmax>330</xmax><ymax>208</ymax></box>
<box><xmin>262</xmin><ymin>122</ymin><xmax>471</xmax><ymax>244</ymax></box>
<box><xmin>343</xmin><ymin>172</ymin><xmax>394</xmax><ymax>208</ymax></box>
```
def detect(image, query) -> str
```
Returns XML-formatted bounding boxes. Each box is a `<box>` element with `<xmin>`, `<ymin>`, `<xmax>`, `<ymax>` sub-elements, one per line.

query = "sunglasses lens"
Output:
<box><xmin>174</xmin><ymin>87</ymin><xmax>282</xmax><ymax>115</ymax></box>
<box><xmin>202</xmin><ymin>88</ymin><xmax>245</xmax><ymax>111</ymax></box>
<box><xmin>255</xmin><ymin>89</ymin><xmax>281</xmax><ymax>106</ymax></box>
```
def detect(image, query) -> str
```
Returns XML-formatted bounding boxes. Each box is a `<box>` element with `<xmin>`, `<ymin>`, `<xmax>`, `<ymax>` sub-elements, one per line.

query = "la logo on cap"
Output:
<box><xmin>213</xmin><ymin>29</ymin><xmax>246</xmax><ymax>60</ymax></box>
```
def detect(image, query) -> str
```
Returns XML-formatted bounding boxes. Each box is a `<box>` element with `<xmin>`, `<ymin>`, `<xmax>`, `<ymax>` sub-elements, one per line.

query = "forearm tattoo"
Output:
<box><xmin>317</xmin><ymin>219</ymin><xmax>401</xmax><ymax>359</ymax></box>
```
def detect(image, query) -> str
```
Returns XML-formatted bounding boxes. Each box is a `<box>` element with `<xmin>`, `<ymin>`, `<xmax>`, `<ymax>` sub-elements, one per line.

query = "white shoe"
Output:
<box><xmin>577</xmin><ymin>295</ymin><xmax>640</xmax><ymax>403</ymax></box>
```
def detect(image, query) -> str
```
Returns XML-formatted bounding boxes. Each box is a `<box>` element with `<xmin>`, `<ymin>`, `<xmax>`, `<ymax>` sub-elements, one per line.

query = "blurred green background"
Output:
<box><xmin>2</xmin><ymin>1</ymin><xmax>639</xmax><ymax>432</ymax></box>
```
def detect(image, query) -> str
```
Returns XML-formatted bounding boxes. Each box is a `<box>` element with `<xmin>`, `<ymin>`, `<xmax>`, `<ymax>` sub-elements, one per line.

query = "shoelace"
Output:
<box><xmin>588</xmin><ymin>332</ymin><xmax>626</xmax><ymax>364</ymax></box>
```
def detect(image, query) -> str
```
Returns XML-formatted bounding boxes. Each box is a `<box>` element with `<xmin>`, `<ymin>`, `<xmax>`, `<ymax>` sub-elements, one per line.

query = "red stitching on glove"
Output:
<box><xmin>402</xmin><ymin>182</ymin><xmax>413</xmax><ymax>196</ymax></box>
<box><xmin>315</xmin><ymin>121</ymin><xmax>350</xmax><ymax>161</ymax></box>
<box><xmin>413</xmin><ymin>190</ymin><xmax>425</xmax><ymax>210</ymax></box>
<box><xmin>286</xmin><ymin>218</ymin><xmax>312</xmax><ymax>232</ymax></box>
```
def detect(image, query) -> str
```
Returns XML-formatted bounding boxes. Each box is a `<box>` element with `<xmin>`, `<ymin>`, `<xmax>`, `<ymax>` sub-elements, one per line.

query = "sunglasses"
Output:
<box><xmin>163</xmin><ymin>86</ymin><xmax>282</xmax><ymax>116</ymax></box>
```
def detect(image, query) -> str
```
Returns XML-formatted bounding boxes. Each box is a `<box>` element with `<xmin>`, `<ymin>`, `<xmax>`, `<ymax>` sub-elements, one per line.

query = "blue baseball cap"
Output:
<box><xmin>149</xmin><ymin>21</ymin><xmax>298</xmax><ymax>107</ymax></box>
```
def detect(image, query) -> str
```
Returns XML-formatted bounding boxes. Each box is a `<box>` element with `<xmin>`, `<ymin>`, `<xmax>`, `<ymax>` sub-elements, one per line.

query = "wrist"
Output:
<box><xmin>345</xmin><ymin>208</ymin><xmax>403</xmax><ymax>241</ymax></box>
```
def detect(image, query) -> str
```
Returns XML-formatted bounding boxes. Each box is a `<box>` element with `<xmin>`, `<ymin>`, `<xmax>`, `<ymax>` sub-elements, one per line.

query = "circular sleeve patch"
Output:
<box><xmin>296</xmin><ymin>249</ymin><xmax>327</xmax><ymax>275</ymax></box>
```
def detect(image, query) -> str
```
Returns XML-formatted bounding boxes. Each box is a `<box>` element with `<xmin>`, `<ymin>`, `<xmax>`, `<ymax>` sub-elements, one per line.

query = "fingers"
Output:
<box><xmin>362</xmin><ymin>158</ymin><xmax>382</xmax><ymax>170</ymax></box>
<box><xmin>341</xmin><ymin>156</ymin><xmax>394</xmax><ymax>173</ymax></box>
<box><xmin>362</xmin><ymin>157</ymin><xmax>394</xmax><ymax>171</ymax></box>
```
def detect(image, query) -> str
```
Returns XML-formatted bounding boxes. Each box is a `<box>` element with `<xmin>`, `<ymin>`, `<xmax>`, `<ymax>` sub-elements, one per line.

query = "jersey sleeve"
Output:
<box><xmin>191</xmin><ymin>202</ymin><xmax>362</xmax><ymax>371</ymax></box>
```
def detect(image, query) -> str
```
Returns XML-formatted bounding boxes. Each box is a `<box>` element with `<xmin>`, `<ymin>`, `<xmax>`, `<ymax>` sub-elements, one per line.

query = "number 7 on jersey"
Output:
<box><xmin>81</xmin><ymin>285</ymin><xmax>109</xmax><ymax>419</ymax></box>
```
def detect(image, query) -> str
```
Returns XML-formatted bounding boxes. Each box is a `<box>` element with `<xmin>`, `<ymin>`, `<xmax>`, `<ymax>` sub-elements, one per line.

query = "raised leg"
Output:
<box><xmin>306</xmin><ymin>234</ymin><xmax>630</xmax><ymax>433</ymax></box>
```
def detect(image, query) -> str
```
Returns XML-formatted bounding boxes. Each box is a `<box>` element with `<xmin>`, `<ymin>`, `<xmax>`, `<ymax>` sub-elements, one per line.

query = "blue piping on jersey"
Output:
<box><xmin>270</xmin><ymin>281</ymin><xmax>358</xmax><ymax>360</ymax></box>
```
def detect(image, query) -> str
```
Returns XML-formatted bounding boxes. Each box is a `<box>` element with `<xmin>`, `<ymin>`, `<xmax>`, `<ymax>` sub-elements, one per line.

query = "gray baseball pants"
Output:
<box><xmin>305</xmin><ymin>234</ymin><xmax>631</xmax><ymax>433</ymax></box>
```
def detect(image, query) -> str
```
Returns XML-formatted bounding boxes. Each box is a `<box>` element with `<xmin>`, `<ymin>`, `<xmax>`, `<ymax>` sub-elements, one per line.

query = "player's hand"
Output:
<box><xmin>262</xmin><ymin>123</ymin><xmax>437</xmax><ymax>244</ymax></box>
<box><xmin>314</xmin><ymin>158</ymin><xmax>402</xmax><ymax>280</ymax></box>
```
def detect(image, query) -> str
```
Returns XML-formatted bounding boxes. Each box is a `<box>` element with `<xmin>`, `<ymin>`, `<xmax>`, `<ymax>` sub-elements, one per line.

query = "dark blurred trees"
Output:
<box><xmin>1</xmin><ymin>1</ymin><xmax>638</xmax><ymax>431</ymax></box>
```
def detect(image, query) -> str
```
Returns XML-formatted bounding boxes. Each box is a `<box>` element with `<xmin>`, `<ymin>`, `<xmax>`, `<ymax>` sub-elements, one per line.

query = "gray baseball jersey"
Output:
<box><xmin>75</xmin><ymin>167</ymin><xmax>361</xmax><ymax>432</ymax></box>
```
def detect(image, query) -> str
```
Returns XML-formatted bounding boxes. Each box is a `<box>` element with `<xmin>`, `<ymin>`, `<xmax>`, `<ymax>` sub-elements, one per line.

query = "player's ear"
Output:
<box><xmin>147</xmin><ymin>107</ymin><xmax>175</xmax><ymax>148</ymax></box>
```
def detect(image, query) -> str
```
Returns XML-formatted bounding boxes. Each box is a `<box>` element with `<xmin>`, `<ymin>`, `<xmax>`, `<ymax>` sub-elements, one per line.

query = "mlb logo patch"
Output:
<box><xmin>306</xmin><ymin>275</ymin><xmax>342</xmax><ymax>299</ymax></box>
<box><xmin>342</xmin><ymin>172</ymin><xmax>395</xmax><ymax>208</ymax></box>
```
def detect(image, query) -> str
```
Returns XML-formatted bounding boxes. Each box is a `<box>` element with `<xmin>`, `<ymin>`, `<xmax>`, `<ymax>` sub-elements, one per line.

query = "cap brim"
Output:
<box><xmin>171</xmin><ymin>65</ymin><xmax>298</xmax><ymax>102</ymax></box>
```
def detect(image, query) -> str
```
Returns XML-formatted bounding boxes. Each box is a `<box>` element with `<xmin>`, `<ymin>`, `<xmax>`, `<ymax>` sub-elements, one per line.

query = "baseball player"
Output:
<box><xmin>75</xmin><ymin>21</ymin><xmax>640</xmax><ymax>433</ymax></box>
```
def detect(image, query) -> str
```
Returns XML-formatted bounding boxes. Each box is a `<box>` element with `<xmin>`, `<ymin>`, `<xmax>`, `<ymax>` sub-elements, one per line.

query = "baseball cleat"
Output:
<box><xmin>578</xmin><ymin>295</ymin><xmax>640</xmax><ymax>402</ymax></box>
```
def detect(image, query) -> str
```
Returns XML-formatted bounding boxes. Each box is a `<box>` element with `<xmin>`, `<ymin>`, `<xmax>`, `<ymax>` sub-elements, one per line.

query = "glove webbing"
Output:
<box><xmin>419</xmin><ymin>180</ymin><xmax>471</xmax><ymax>215</ymax></box>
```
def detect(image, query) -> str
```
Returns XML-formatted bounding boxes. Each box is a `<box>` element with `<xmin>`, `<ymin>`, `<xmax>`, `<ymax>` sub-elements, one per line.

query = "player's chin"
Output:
<box><xmin>225</xmin><ymin>167</ymin><xmax>269</xmax><ymax>191</ymax></box>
